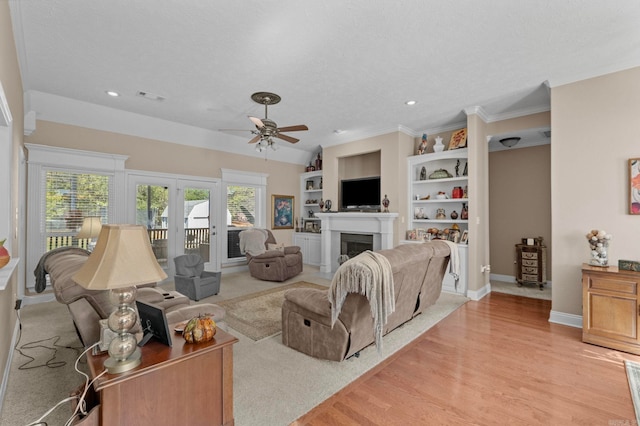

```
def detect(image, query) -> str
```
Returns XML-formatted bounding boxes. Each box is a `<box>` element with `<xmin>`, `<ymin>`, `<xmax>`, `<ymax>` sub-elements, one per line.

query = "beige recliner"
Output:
<box><xmin>239</xmin><ymin>228</ymin><xmax>303</xmax><ymax>282</ymax></box>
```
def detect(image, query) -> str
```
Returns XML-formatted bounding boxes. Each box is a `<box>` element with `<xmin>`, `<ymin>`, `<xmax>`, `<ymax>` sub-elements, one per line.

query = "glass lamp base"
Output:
<box><xmin>103</xmin><ymin>347</ymin><xmax>141</xmax><ymax>374</ymax></box>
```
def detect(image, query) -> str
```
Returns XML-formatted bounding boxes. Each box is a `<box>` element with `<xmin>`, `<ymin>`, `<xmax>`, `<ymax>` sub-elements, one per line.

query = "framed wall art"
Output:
<box><xmin>630</xmin><ymin>158</ymin><xmax>640</xmax><ymax>215</ymax></box>
<box><xmin>272</xmin><ymin>194</ymin><xmax>294</xmax><ymax>229</ymax></box>
<box><xmin>448</xmin><ymin>128</ymin><xmax>467</xmax><ymax>150</ymax></box>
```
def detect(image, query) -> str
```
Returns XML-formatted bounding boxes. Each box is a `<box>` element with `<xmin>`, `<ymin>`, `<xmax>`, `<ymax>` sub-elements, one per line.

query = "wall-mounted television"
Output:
<box><xmin>340</xmin><ymin>176</ymin><xmax>381</xmax><ymax>211</ymax></box>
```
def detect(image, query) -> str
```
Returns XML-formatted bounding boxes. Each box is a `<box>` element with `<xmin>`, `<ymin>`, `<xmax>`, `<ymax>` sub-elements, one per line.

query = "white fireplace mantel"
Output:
<box><xmin>315</xmin><ymin>212</ymin><xmax>398</xmax><ymax>273</ymax></box>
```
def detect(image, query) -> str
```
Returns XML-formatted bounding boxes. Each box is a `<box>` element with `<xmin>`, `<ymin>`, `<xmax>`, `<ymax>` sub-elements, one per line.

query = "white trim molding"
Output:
<box><xmin>549</xmin><ymin>311</ymin><xmax>582</xmax><ymax>328</ymax></box>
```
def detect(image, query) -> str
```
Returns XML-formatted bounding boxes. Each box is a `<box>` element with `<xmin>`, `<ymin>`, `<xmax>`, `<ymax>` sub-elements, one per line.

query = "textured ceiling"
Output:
<box><xmin>9</xmin><ymin>0</ymin><xmax>640</xmax><ymax>162</ymax></box>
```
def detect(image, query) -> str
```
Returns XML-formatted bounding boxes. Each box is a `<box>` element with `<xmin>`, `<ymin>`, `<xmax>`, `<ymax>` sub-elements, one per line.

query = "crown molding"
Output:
<box><xmin>26</xmin><ymin>91</ymin><xmax>310</xmax><ymax>165</ymax></box>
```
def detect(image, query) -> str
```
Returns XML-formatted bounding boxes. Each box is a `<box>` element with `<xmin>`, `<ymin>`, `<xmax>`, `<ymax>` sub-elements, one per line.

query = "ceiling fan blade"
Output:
<box><xmin>249</xmin><ymin>116</ymin><xmax>264</xmax><ymax>128</ymax></box>
<box><xmin>248</xmin><ymin>135</ymin><xmax>261</xmax><ymax>144</ymax></box>
<box><xmin>276</xmin><ymin>133</ymin><xmax>299</xmax><ymax>144</ymax></box>
<box><xmin>277</xmin><ymin>124</ymin><xmax>308</xmax><ymax>133</ymax></box>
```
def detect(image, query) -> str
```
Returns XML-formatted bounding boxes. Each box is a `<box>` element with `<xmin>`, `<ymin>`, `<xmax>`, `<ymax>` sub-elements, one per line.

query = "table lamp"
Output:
<box><xmin>76</xmin><ymin>216</ymin><xmax>102</xmax><ymax>251</ymax></box>
<box><xmin>73</xmin><ymin>224</ymin><xmax>168</xmax><ymax>374</ymax></box>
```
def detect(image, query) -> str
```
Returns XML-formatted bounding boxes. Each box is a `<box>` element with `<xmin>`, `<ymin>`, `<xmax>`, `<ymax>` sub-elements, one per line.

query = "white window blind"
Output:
<box><xmin>43</xmin><ymin>169</ymin><xmax>112</xmax><ymax>250</ymax></box>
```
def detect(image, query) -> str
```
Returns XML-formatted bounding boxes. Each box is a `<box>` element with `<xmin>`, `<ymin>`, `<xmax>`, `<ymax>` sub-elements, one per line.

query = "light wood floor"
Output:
<box><xmin>293</xmin><ymin>292</ymin><xmax>640</xmax><ymax>425</ymax></box>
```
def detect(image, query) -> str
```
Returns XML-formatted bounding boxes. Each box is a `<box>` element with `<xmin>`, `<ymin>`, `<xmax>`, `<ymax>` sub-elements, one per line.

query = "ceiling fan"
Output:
<box><xmin>222</xmin><ymin>92</ymin><xmax>308</xmax><ymax>149</ymax></box>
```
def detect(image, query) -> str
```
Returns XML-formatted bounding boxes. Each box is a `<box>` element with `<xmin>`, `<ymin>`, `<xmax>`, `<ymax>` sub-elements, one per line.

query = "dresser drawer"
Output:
<box><xmin>522</xmin><ymin>252</ymin><xmax>538</xmax><ymax>260</ymax></box>
<box><xmin>522</xmin><ymin>259</ymin><xmax>538</xmax><ymax>267</ymax></box>
<box><xmin>522</xmin><ymin>274</ymin><xmax>539</xmax><ymax>282</ymax></box>
<box><xmin>523</xmin><ymin>266</ymin><xmax>538</xmax><ymax>274</ymax></box>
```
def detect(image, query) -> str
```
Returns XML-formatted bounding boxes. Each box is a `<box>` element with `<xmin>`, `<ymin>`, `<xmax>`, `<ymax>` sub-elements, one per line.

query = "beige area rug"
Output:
<box><xmin>216</xmin><ymin>281</ymin><xmax>327</xmax><ymax>341</ymax></box>
<box><xmin>491</xmin><ymin>279</ymin><xmax>552</xmax><ymax>300</ymax></box>
<box><xmin>626</xmin><ymin>360</ymin><xmax>640</xmax><ymax>425</ymax></box>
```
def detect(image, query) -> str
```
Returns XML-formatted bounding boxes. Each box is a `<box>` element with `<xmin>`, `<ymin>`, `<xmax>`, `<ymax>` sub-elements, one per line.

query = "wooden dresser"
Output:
<box><xmin>515</xmin><ymin>243</ymin><xmax>547</xmax><ymax>290</ymax></box>
<box><xmin>87</xmin><ymin>328</ymin><xmax>238</xmax><ymax>426</ymax></box>
<box><xmin>582</xmin><ymin>264</ymin><xmax>640</xmax><ymax>355</ymax></box>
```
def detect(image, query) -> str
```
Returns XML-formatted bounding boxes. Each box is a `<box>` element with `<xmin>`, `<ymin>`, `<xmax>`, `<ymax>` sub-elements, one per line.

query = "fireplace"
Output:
<box><xmin>315</xmin><ymin>212</ymin><xmax>398</xmax><ymax>273</ymax></box>
<box><xmin>340</xmin><ymin>233</ymin><xmax>373</xmax><ymax>259</ymax></box>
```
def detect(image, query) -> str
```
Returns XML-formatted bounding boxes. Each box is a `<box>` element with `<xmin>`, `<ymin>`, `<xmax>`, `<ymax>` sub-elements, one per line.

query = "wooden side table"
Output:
<box><xmin>515</xmin><ymin>243</ymin><xmax>547</xmax><ymax>290</ymax></box>
<box><xmin>87</xmin><ymin>328</ymin><xmax>238</xmax><ymax>426</ymax></box>
<box><xmin>582</xmin><ymin>264</ymin><xmax>640</xmax><ymax>355</ymax></box>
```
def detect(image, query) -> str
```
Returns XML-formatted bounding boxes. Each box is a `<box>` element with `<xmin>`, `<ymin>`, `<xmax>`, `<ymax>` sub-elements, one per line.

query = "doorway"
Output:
<box><xmin>128</xmin><ymin>174</ymin><xmax>219</xmax><ymax>278</ymax></box>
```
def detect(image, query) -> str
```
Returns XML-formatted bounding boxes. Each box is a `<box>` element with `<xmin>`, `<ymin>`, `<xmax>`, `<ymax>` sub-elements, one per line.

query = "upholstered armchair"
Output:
<box><xmin>239</xmin><ymin>228</ymin><xmax>303</xmax><ymax>282</ymax></box>
<box><xmin>174</xmin><ymin>254</ymin><xmax>221</xmax><ymax>301</ymax></box>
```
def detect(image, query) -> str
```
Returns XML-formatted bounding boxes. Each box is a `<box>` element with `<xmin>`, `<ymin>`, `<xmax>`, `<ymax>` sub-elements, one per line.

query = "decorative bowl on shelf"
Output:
<box><xmin>428</xmin><ymin>169</ymin><xmax>452</xmax><ymax>179</ymax></box>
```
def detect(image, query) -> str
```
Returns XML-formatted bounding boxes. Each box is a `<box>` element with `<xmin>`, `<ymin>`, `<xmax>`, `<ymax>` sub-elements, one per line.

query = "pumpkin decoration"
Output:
<box><xmin>0</xmin><ymin>239</ymin><xmax>10</xmax><ymax>269</ymax></box>
<box><xmin>183</xmin><ymin>315</ymin><xmax>216</xmax><ymax>343</ymax></box>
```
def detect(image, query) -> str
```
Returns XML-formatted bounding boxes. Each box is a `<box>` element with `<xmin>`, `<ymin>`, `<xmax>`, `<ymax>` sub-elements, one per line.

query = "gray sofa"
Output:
<box><xmin>281</xmin><ymin>241</ymin><xmax>451</xmax><ymax>361</ymax></box>
<box><xmin>41</xmin><ymin>248</ymin><xmax>225</xmax><ymax>346</ymax></box>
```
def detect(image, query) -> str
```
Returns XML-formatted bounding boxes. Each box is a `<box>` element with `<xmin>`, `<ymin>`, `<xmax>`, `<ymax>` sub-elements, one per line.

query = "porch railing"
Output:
<box><xmin>46</xmin><ymin>228</ymin><xmax>210</xmax><ymax>251</ymax></box>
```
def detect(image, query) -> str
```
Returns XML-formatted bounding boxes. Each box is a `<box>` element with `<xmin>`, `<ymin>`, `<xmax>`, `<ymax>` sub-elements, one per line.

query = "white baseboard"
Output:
<box><xmin>549</xmin><ymin>310</ymin><xmax>582</xmax><ymax>328</ymax></box>
<box><xmin>467</xmin><ymin>282</ymin><xmax>491</xmax><ymax>301</ymax></box>
<box><xmin>490</xmin><ymin>273</ymin><xmax>552</xmax><ymax>287</ymax></box>
<box><xmin>0</xmin><ymin>320</ymin><xmax>20</xmax><ymax>416</ymax></box>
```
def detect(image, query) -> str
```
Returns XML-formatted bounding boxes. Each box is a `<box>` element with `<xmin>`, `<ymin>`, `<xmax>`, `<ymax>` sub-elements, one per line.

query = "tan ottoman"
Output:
<box><xmin>166</xmin><ymin>303</ymin><xmax>227</xmax><ymax>332</ymax></box>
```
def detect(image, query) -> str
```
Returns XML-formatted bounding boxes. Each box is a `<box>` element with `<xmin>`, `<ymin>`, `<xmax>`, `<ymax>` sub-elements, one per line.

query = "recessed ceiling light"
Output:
<box><xmin>405</xmin><ymin>100</ymin><xmax>417</xmax><ymax>106</ymax></box>
<box><xmin>106</xmin><ymin>91</ymin><xmax>120</xmax><ymax>97</ymax></box>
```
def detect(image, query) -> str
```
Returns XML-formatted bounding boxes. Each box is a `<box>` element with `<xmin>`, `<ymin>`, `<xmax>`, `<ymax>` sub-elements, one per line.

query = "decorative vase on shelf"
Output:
<box><xmin>433</xmin><ymin>136</ymin><xmax>445</xmax><ymax>153</ymax></box>
<box><xmin>586</xmin><ymin>229</ymin><xmax>611</xmax><ymax>267</ymax></box>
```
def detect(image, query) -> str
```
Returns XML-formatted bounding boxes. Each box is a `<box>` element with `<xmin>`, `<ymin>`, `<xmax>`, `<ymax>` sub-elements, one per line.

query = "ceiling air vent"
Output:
<box><xmin>136</xmin><ymin>91</ymin><xmax>165</xmax><ymax>101</ymax></box>
<box><xmin>541</xmin><ymin>130</ymin><xmax>551</xmax><ymax>138</ymax></box>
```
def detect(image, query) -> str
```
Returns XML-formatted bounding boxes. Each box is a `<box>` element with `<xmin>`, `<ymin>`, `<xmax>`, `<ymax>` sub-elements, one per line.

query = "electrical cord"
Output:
<box><xmin>15</xmin><ymin>335</ymin><xmax>82</xmax><ymax>370</ymax></box>
<box><xmin>24</xmin><ymin>342</ymin><xmax>106</xmax><ymax>426</ymax></box>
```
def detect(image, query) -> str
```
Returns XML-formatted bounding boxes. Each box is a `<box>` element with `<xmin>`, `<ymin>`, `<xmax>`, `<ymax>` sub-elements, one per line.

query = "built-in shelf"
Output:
<box><xmin>414</xmin><ymin>198</ymin><xmax>468</xmax><ymax>204</ymax></box>
<box><xmin>0</xmin><ymin>258</ymin><xmax>19</xmax><ymax>291</ymax></box>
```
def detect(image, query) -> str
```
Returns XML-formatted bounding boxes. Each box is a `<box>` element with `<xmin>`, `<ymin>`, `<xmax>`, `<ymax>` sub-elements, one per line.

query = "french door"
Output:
<box><xmin>127</xmin><ymin>174</ymin><xmax>219</xmax><ymax>278</ymax></box>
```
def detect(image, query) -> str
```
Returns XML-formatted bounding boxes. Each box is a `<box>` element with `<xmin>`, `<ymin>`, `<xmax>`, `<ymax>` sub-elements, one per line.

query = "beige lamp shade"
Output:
<box><xmin>73</xmin><ymin>224</ymin><xmax>168</xmax><ymax>290</ymax></box>
<box><xmin>76</xmin><ymin>216</ymin><xmax>102</xmax><ymax>239</ymax></box>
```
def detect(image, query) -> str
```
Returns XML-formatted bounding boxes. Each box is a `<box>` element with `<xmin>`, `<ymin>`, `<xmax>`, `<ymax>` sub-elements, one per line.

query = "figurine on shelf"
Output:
<box><xmin>417</xmin><ymin>134</ymin><xmax>428</xmax><ymax>155</ymax></box>
<box><xmin>461</xmin><ymin>203</ymin><xmax>469</xmax><ymax>220</ymax></box>
<box><xmin>382</xmin><ymin>194</ymin><xmax>390</xmax><ymax>212</ymax></box>
<box><xmin>420</xmin><ymin>166</ymin><xmax>427</xmax><ymax>180</ymax></box>
<box><xmin>455</xmin><ymin>160</ymin><xmax>460</xmax><ymax>177</ymax></box>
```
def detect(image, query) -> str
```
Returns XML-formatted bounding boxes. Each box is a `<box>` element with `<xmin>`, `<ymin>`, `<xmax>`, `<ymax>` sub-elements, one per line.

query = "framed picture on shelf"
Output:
<box><xmin>305</xmin><ymin>221</ymin><xmax>315</xmax><ymax>232</ymax></box>
<box><xmin>448</xmin><ymin>128</ymin><xmax>467</xmax><ymax>150</ymax></box>
<box><xmin>306</xmin><ymin>180</ymin><xmax>314</xmax><ymax>190</ymax></box>
<box><xmin>449</xmin><ymin>229</ymin><xmax>461</xmax><ymax>243</ymax></box>
<box><xmin>460</xmin><ymin>230</ymin><xmax>469</xmax><ymax>245</ymax></box>
<box><xmin>272</xmin><ymin>194</ymin><xmax>294</xmax><ymax>229</ymax></box>
<box><xmin>630</xmin><ymin>158</ymin><xmax>640</xmax><ymax>214</ymax></box>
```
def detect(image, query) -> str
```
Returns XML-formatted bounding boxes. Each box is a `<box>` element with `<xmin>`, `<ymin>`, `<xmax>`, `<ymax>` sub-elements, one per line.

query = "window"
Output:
<box><xmin>45</xmin><ymin>170</ymin><xmax>111</xmax><ymax>250</ymax></box>
<box><xmin>26</xmin><ymin>144</ymin><xmax>127</xmax><ymax>293</ymax></box>
<box><xmin>221</xmin><ymin>169</ymin><xmax>267</xmax><ymax>263</ymax></box>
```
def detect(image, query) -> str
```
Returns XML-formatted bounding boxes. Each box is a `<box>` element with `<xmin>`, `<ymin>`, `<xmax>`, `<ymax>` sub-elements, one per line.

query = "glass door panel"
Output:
<box><xmin>180</xmin><ymin>181</ymin><xmax>218</xmax><ymax>270</ymax></box>
<box><xmin>135</xmin><ymin>184</ymin><xmax>170</xmax><ymax>271</ymax></box>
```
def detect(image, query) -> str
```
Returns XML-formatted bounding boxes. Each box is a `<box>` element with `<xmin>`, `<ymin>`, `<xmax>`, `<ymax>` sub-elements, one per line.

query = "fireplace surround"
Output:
<box><xmin>315</xmin><ymin>212</ymin><xmax>398</xmax><ymax>273</ymax></box>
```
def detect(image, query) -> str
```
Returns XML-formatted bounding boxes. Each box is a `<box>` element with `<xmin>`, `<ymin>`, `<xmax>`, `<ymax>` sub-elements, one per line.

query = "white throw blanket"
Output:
<box><xmin>239</xmin><ymin>228</ymin><xmax>268</xmax><ymax>256</ymax></box>
<box><xmin>440</xmin><ymin>240</ymin><xmax>460</xmax><ymax>287</ymax></box>
<box><xmin>328</xmin><ymin>250</ymin><xmax>395</xmax><ymax>354</ymax></box>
